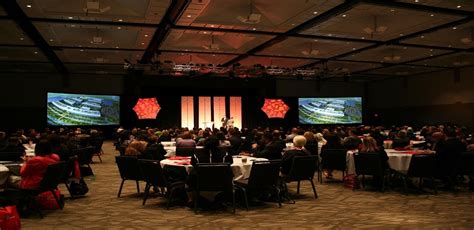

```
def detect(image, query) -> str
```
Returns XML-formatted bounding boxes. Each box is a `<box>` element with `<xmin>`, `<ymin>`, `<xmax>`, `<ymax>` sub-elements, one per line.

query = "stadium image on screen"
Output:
<box><xmin>299</xmin><ymin>97</ymin><xmax>362</xmax><ymax>124</ymax></box>
<box><xmin>47</xmin><ymin>93</ymin><xmax>120</xmax><ymax>126</ymax></box>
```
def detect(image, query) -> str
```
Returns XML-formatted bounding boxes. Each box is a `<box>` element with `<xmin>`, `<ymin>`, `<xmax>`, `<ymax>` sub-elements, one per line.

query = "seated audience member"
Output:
<box><xmin>435</xmin><ymin>128</ymin><xmax>466</xmax><ymax>180</ymax></box>
<box><xmin>0</xmin><ymin>137</ymin><xmax>26</xmax><ymax>153</ymax></box>
<box><xmin>392</xmin><ymin>130</ymin><xmax>411</xmax><ymax>149</ymax></box>
<box><xmin>281</xmin><ymin>135</ymin><xmax>309</xmax><ymax>175</ymax></box>
<box><xmin>342</xmin><ymin>129</ymin><xmax>362</xmax><ymax>150</ymax></box>
<box><xmin>47</xmin><ymin>133</ymin><xmax>70</xmax><ymax>161</ymax></box>
<box><xmin>304</xmin><ymin>131</ymin><xmax>319</xmax><ymax>155</ymax></box>
<box><xmin>429</xmin><ymin>132</ymin><xmax>445</xmax><ymax>151</ymax></box>
<box><xmin>124</xmin><ymin>140</ymin><xmax>148</xmax><ymax>157</ymax></box>
<box><xmin>285</xmin><ymin>128</ymin><xmax>299</xmax><ymax>143</ymax></box>
<box><xmin>252</xmin><ymin>132</ymin><xmax>284</xmax><ymax>160</ymax></box>
<box><xmin>359</xmin><ymin>137</ymin><xmax>389</xmax><ymax>170</ymax></box>
<box><xmin>216</xmin><ymin>131</ymin><xmax>231</xmax><ymax>147</ymax></box>
<box><xmin>142</xmin><ymin>135</ymin><xmax>166</xmax><ymax>160</ymax></box>
<box><xmin>228</xmin><ymin>128</ymin><xmax>243</xmax><ymax>155</ymax></box>
<box><xmin>158</xmin><ymin>130</ymin><xmax>172</xmax><ymax>142</ymax></box>
<box><xmin>176</xmin><ymin>131</ymin><xmax>196</xmax><ymax>149</ymax></box>
<box><xmin>315</xmin><ymin>133</ymin><xmax>327</xmax><ymax>146</ymax></box>
<box><xmin>321</xmin><ymin>132</ymin><xmax>344</xmax><ymax>178</ymax></box>
<box><xmin>20</xmin><ymin>139</ymin><xmax>60</xmax><ymax>189</ymax></box>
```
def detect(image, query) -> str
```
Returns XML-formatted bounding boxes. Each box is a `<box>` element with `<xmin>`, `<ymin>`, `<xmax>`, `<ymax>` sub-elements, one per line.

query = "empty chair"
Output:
<box><xmin>399</xmin><ymin>154</ymin><xmax>437</xmax><ymax>194</ymax></box>
<box><xmin>320</xmin><ymin>149</ymin><xmax>347</xmax><ymax>182</ymax></box>
<box><xmin>138</xmin><ymin>159</ymin><xmax>185</xmax><ymax>208</ymax></box>
<box><xmin>235</xmin><ymin>160</ymin><xmax>282</xmax><ymax>210</ymax></box>
<box><xmin>194</xmin><ymin>163</ymin><xmax>236</xmax><ymax>213</ymax></box>
<box><xmin>354</xmin><ymin>153</ymin><xmax>390</xmax><ymax>192</ymax></box>
<box><xmin>74</xmin><ymin>146</ymin><xmax>96</xmax><ymax>176</ymax></box>
<box><xmin>115</xmin><ymin>156</ymin><xmax>144</xmax><ymax>197</ymax></box>
<box><xmin>283</xmin><ymin>155</ymin><xmax>319</xmax><ymax>200</ymax></box>
<box><xmin>91</xmin><ymin>138</ymin><xmax>104</xmax><ymax>163</ymax></box>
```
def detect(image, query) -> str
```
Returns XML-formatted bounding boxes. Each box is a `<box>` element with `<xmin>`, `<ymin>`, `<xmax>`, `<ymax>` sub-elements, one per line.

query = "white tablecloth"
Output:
<box><xmin>160</xmin><ymin>156</ymin><xmax>268</xmax><ymax>180</ymax></box>
<box><xmin>386</xmin><ymin>149</ymin><xmax>414</xmax><ymax>172</ymax></box>
<box><xmin>163</xmin><ymin>146</ymin><xmax>204</xmax><ymax>157</ymax></box>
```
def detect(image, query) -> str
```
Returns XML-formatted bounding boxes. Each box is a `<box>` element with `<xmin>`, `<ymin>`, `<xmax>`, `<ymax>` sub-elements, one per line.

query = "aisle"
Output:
<box><xmin>21</xmin><ymin>141</ymin><xmax>474</xmax><ymax>229</ymax></box>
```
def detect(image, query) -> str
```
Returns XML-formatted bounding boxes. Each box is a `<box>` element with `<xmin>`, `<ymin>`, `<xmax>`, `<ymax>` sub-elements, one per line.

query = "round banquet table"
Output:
<box><xmin>385</xmin><ymin>149</ymin><xmax>433</xmax><ymax>172</ymax></box>
<box><xmin>160</xmin><ymin>156</ymin><xmax>268</xmax><ymax>180</ymax></box>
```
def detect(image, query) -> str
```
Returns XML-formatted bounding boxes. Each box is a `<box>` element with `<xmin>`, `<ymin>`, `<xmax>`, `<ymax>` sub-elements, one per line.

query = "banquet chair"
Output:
<box><xmin>138</xmin><ymin>160</ymin><xmax>185</xmax><ymax>208</ymax></box>
<box><xmin>235</xmin><ymin>160</ymin><xmax>282</xmax><ymax>210</ymax></box>
<box><xmin>115</xmin><ymin>156</ymin><xmax>144</xmax><ymax>198</ymax></box>
<box><xmin>175</xmin><ymin>147</ymin><xmax>196</xmax><ymax>157</ymax></box>
<box><xmin>354</xmin><ymin>153</ymin><xmax>390</xmax><ymax>192</ymax></box>
<box><xmin>74</xmin><ymin>146</ymin><xmax>96</xmax><ymax>177</ymax></box>
<box><xmin>283</xmin><ymin>155</ymin><xmax>319</xmax><ymax>200</ymax></box>
<box><xmin>59</xmin><ymin>156</ymin><xmax>78</xmax><ymax>197</ymax></box>
<box><xmin>21</xmin><ymin>162</ymin><xmax>67</xmax><ymax>218</ymax></box>
<box><xmin>91</xmin><ymin>138</ymin><xmax>104</xmax><ymax>163</ymax></box>
<box><xmin>399</xmin><ymin>154</ymin><xmax>437</xmax><ymax>195</ymax></box>
<box><xmin>320</xmin><ymin>149</ymin><xmax>347</xmax><ymax>182</ymax></box>
<box><xmin>194</xmin><ymin>163</ymin><xmax>236</xmax><ymax>213</ymax></box>
<box><xmin>455</xmin><ymin>152</ymin><xmax>474</xmax><ymax>190</ymax></box>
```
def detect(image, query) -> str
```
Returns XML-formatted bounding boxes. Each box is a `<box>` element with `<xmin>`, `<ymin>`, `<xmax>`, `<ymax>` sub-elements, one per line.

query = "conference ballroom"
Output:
<box><xmin>1</xmin><ymin>0</ymin><xmax>474</xmax><ymax>229</ymax></box>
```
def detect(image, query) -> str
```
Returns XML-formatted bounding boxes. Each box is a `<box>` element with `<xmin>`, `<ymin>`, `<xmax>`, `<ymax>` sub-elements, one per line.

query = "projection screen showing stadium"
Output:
<box><xmin>47</xmin><ymin>92</ymin><xmax>120</xmax><ymax>126</ymax></box>
<box><xmin>299</xmin><ymin>97</ymin><xmax>362</xmax><ymax>124</ymax></box>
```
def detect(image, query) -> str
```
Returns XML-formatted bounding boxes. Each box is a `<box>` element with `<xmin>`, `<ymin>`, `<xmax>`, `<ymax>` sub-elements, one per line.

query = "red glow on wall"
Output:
<box><xmin>133</xmin><ymin>98</ymin><xmax>161</xmax><ymax>119</ymax></box>
<box><xmin>261</xmin><ymin>99</ymin><xmax>289</xmax><ymax>118</ymax></box>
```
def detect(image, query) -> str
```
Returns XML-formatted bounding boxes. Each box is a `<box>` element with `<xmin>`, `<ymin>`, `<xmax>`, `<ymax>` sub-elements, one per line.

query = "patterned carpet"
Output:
<box><xmin>21</xmin><ymin>141</ymin><xmax>474</xmax><ymax>229</ymax></box>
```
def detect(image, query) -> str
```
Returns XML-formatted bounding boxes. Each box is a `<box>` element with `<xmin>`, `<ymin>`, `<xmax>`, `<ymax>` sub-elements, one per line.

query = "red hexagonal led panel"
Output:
<box><xmin>261</xmin><ymin>99</ymin><xmax>289</xmax><ymax>118</ymax></box>
<box><xmin>133</xmin><ymin>98</ymin><xmax>161</xmax><ymax>119</ymax></box>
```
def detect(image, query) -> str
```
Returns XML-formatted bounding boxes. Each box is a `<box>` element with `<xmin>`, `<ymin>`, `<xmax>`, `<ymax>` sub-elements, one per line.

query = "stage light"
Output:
<box><xmin>261</xmin><ymin>99</ymin><xmax>290</xmax><ymax>119</ymax></box>
<box><xmin>133</xmin><ymin>98</ymin><xmax>161</xmax><ymax>119</ymax></box>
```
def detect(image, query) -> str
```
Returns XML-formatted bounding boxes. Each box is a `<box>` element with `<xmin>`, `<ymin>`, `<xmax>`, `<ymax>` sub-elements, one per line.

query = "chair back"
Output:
<box><xmin>115</xmin><ymin>156</ymin><xmax>143</xmax><ymax>180</ymax></box>
<box><xmin>0</xmin><ymin>151</ymin><xmax>23</xmax><ymax>161</ymax></box>
<box><xmin>91</xmin><ymin>138</ymin><xmax>104</xmax><ymax>153</ymax></box>
<box><xmin>176</xmin><ymin>147</ymin><xmax>196</xmax><ymax>157</ymax></box>
<box><xmin>247</xmin><ymin>160</ymin><xmax>281</xmax><ymax>190</ymax></box>
<box><xmin>354</xmin><ymin>153</ymin><xmax>383</xmax><ymax>176</ymax></box>
<box><xmin>163</xmin><ymin>165</ymin><xmax>188</xmax><ymax>182</ymax></box>
<box><xmin>407</xmin><ymin>154</ymin><xmax>436</xmax><ymax>178</ymax></box>
<box><xmin>287</xmin><ymin>155</ymin><xmax>319</xmax><ymax>181</ymax></box>
<box><xmin>138</xmin><ymin>159</ymin><xmax>167</xmax><ymax>187</ymax></box>
<box><xmin>40</xmin><ymin>162</ymin><xmax>67</xmax><ymax>191</ymax></box>
<box><xmin>320</xmin><ymin>149</ymin><xmax>347</xmax><ymax>171</ymax></box>
<box><xmin>195</xmin><ymin>163</ymin><xmax>233</xmax><ymax>192</ymax></box>
<box><xmin>74</xmin><ymin>146</ymin><xmax>96</xmax><ymax>165</ymax></box>
<box><xmin>60</xmin><ymin>156</ymin><xmax>77</xmax><ymax>183</ymax></box>
<box><xmin>457</xmin><ymin>152</ymin><xmax>474</xmax><ymax>175</ymax></box>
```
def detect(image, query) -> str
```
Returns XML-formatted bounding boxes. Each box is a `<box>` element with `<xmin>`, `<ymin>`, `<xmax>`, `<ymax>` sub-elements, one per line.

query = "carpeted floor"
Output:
<box><xmin>21</xmin><ymin>141</ymin><xmax>474</xmax><ymax>229</ymax></box>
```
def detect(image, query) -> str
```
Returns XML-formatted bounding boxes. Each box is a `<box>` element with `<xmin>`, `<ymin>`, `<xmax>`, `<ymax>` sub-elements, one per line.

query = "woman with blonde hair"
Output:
<box><xmin>359</xmin><ymin>136</ymin><xmax>389</xmax><ymax>169</ymax></box>
<box><xmin>125</xmin><ymin>140</ymin><xmax>148</xmax><ymax>157</ymax></box>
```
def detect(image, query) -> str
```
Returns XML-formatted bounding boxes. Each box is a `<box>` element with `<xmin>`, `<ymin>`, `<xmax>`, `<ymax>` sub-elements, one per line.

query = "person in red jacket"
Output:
<box><xmin>19</xmin><ymin>139</ymin><xmax>59</xmax><ymax>189</ymax></box>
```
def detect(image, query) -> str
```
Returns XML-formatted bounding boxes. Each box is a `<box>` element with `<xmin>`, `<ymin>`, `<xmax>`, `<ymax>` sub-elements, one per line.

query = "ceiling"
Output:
<box><xmin>0</xmin><ymin>0</ymin><xmax>473</xmax><ymax>81</ymax></box>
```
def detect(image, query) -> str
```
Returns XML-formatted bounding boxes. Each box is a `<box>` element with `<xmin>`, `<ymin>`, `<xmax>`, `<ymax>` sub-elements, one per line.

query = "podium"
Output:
<box><xmin>202</xmin><ymin>121</ymin><xmax>214</xmax><ymax>128</ymax></box>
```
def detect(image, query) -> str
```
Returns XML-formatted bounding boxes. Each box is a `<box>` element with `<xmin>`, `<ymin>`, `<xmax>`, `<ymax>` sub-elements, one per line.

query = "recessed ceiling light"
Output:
<box><xmin>49</xmin><ymin>39</ymin><xmax>54</xmax><ymax>42</ymax></box>
<box><xmin>141</xmin><ymin>42</ymin><xmax>145</xmax><ymax>45</ymax></box>
<box><xmin>313</xmin><ymin>39</ymin><xmax>318</xmax><ymax>42</ymax></box>
<box><xmin>252</xmin><ymin>27</ymin><xmax>256</xmax><ymax>30</ymax></box>
<box><xmin>68</xmin><ymin>16</ymin><xmax>73</xmax><ymax>19</ymax></box>
<box><xmin>430</xmin><ymin>54</ymin><xmax>433</xmax><ymax>56</ymax></box>
<box><xmin>186</xmin><ymin>15</ymin><xmax>192</xmax><ymax>18</ymax></box>
<box><xmin>313</xmin><ymin>11</ymin><xmax>318</xmax><ymax>15</ymax></box>
<box><xmin>117</xmin><ymin>27</ymin><xmax>121</xmax><ymax>29</ymax></box>
<box><xmin>144</xmin><ymin>34</ymin><xmax>149</xmax><ymax>37</ymax></box>
<box><xmin>352</xmin><ymin>48</ymin><xmax>356</xmax><ymax>50</ymax></box>
<box><xmin>19</xmin><ymin>37</ymin><xmax>24</xmax><ymax>40</ymax></box>
<box><xmin>34</xmin><ymin>51</ymin><xmax>38</xmax><ymax>54</ymax></box>
<box><xmin>80</xmin><ymin>49</ymin><xmax>84</xmax><ymax>52</ymax></box>
<box><xmin>210</xmin><ymin>25</ymin><xmax>214</xmax><ymax>27</ymax></box>
<box><xmin>328</xmin><ymin>34</ymin><xmax>332</xmax><ymax>36</ymax></box>
<box><xmin>456</xmin><ymin>5</ymin><xmax>461</xmax><ymax>8</ymax></box>
<box><xmin>452</xmin><ymin>26</ymin><xmax>457</xmax><ymax>30</ymax></box>
<box><xmin>361</xmin><ymin>36</ymin><xmax>365</xmax><ymax>39</ymax></box>
<box><xmin>203</xmin><ymin>31</ymin><xmax>207</xmax><ymax>34</ymax></box>
<box><xmin>420</xmin><ymin>35</ymin><xmax>425</xmax><ymax>38</ymax></box>
<box><xmin>26</xmin><ymin>4</ymin><xmax>32</xmax><ymax>8</ymax></box>
<box><xmin>448</xmin><ymin>44</ymin><xmax>452</xmax><ymax>47</ymax></box>
<box><xmin>212</xmin><ymin>54</ymin><xmax>216</xmax><ymax>56</ymax></box>
<box><xmin>342</xmin><ymin>14</ymin><xmax>347</xmax><ymax>17</ymax></box>
<box><xmin>115</xmin><ymin>46</ymin><xmax>119</xmax><ymax>48</ymax></box>
<box><xmin>429</xmin><ymin>49</ymin><xmax>433</xmax><ymax>52</ymax></box>
<box><xmin>390</xmin><ymin>9</ymin><xmax>395</xmax><ymax>12</ymax></box>
<box><xmin>118</xmin><ymin>19</ymin><xmax>123</xmax><ymax>22</ymax></box>
<box><xmin>71</xmin><ymin>25</ymin><xmax>76</xmax><ymax>27</ymax></box>
<box><xmin>400</xmin><ymin>33</ymin><xmax>404</xmax><ymax>36</ymax></box>
<box><xmin>430</xmin><ymin>14</ymin><xmax>434</xmax><ymax>17</ymax></box>
<box><xmin>403</xmin><ymin>47</ymin><xmax>407</xmax><ymax>49</ymax></box>
<box><xmin>415</xmin><ymin>0</ymin><xmax>419</xmax><ymax>2</ymax></box>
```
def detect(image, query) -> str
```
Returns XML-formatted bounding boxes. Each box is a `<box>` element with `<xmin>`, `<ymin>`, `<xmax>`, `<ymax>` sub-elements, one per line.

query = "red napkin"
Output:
<box><xmin>169</xmin><ymin>156</ymin><xmax>191</xmax><ymax>160</ymax></box>
<box><xmin>175</xmin><ymin>161</ymin><xmax>191</xmax><ymax>165</ymax></box>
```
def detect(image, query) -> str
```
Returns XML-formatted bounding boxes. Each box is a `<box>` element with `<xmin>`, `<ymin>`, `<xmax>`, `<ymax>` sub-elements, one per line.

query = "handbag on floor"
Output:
<box><xmin>0</xmin><ymin>205</ymin><xmax>21</xmax><ymax>230</ymax></box>
<box><xmin>36</xmin><ymin>189</ymin><xmax>63</xmax><ymax>210</ymax></box>
<box><xmin>69</xmin><ymin>178</ymin><xmax>89</xmax><ymax>196</ymax></box>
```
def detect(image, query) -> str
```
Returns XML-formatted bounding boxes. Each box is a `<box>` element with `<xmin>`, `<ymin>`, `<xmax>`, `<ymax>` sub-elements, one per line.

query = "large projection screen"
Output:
<box><xmin>47</xmin><ymin>92</ymin><xmax>120</xmax><ymax>126</ymax></box>
<box><xmin>299</xmin><ymin>97</ymin><xmax>362</xmax><ymax>124</ymax></box>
